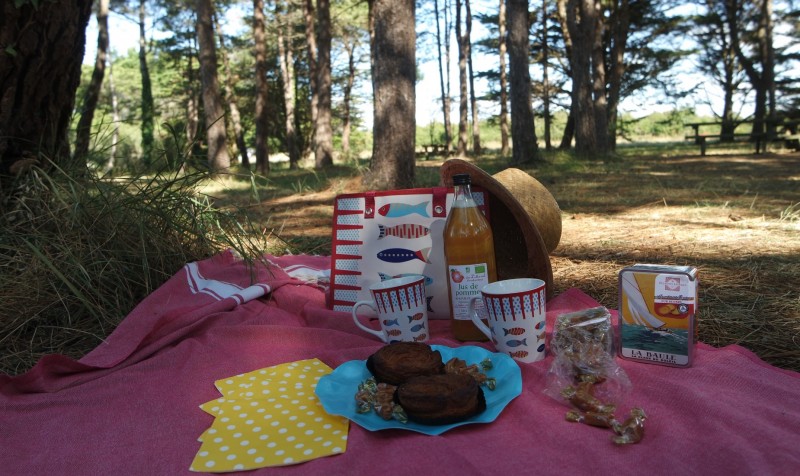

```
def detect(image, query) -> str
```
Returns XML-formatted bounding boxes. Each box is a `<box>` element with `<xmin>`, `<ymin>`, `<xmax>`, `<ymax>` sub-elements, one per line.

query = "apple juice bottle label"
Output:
<box><xmin>448</xmin><ymin>262</ymin><xmax>489</xmax><ymax>320</ymax></box>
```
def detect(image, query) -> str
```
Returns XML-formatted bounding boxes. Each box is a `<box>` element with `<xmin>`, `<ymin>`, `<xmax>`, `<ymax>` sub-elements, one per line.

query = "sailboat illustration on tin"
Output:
<box><xmin>622</xmin><ymin>274</ymin><xmax>666</xmax><ymax>329</ymax></box>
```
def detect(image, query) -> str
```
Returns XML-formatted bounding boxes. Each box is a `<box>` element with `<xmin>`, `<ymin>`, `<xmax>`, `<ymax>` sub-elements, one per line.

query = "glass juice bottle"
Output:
<box><xmin>444</xmin><ymin>173</ymin><xmax>497</xmax><ymax>341</ymax></box>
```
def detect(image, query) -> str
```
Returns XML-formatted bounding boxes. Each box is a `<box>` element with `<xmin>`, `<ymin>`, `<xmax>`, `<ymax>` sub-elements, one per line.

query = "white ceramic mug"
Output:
<box><xmin>352</xmin><ymin>275</ymin><xmax>429</xmax><ymax>343</ymax></box>
<box><xmin>469</xmin><ymin>278</ymin><xmax>547</xmax><ymax>363</ymax></box>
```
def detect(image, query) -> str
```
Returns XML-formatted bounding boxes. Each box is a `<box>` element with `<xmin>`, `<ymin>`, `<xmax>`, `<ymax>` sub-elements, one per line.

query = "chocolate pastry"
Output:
<box><xmin>395</xmin><ymin>373</ymin><xmax>486</xmax><ymax>425</ymax></box>
<box><xmin>365</xmin><ymin>342</ymin><xmax>445</xmax><ymax>386</ymax></box>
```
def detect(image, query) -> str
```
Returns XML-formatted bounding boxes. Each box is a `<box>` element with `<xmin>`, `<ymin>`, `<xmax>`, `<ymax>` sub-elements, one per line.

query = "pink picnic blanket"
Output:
<box><xmin>1</xmin><ymin>251</ymin><xmax>798</xmax><ymax>475</ymax></box>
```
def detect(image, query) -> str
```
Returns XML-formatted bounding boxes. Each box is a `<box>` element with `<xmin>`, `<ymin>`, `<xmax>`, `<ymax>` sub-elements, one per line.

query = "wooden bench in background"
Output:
<box><xmin>419</xmin><ymin>143</ymin><xmax>447</xmax><ymax>160</ymax></box>
<box><xmin>684</xmin><ymin>132</ymin><xmax>767</xmax><ymax>156</ymax></box>
<box><xmin>684</xmin><ymin>120</ymin><xmax>800</xmax><ymax>156</ymax></box>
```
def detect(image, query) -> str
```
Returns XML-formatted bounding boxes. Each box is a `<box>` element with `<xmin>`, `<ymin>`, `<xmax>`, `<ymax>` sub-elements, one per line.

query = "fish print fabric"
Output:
<box><xmin>330</xmin><ymin>188</ymin><xmax>488</xmax><ymax>320</ymax></box>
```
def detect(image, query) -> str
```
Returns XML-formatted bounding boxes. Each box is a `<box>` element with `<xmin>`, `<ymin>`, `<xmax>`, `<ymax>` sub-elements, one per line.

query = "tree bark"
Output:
<box><xmin>139</xmin><ymin>0</ymin><xmax>155</xmax><ymax>167</ymax></box>
<box><xmin>498</xmin><ymin>0</ymin><xmax>510</xmax><ymax>155</ymax></box>
<box><xmin>215</xmin><ymin>13</ymin><xmax>249</xmax><ymax>169</ymax></box>
<box><xmin>559</xmin><ymin>111</ymin><xmax>575</xmax><ymax>149</ymax></box>
<box><xmin>590</xmin><ymin>0</ymin><xmax>609</xmax><ymax>154</ymax></box>
<box><xmin>315</xmin><ymin>0</ymin><xmax>334</xmax><ymax>168</ymax></box>
<box><xmin>253</xmin><ymin>0</ymin><xmax>270</xmax><ymax>174</ymax></box>
<box><xmin>196</xmin><ymin>0</ymin><xmax>230</xmax><ymax>173</ymax></box>
<box><xmin>276</xmin><ymin>0</ymin><xmax>300</xmax><ymax>168</ymax></box>
<box><xmin>564</xmin><ymin>0</ymin><xmax>597</xmax><ymax>156</ymax></box>
<box><xmin>764</xmin><ymin>0</ymin><xmax>776</xmax><ymax>134</ymax></box>
<box><xmin>507</xmin><ymin>0</ymin><xmax>540</xmax><ymax>164</ymax></box>
<box><xmin>342</xmin><ymin>34</ymin><xmax>356</xmax><ymax>158</ymax></box>
<box><xmin>606</xmin><ymin>0</ymin><xmax>630</xmax><ymax>151</ymax></box>
<box><xmin>456</xmin><ymin>0</ymin><xmax>469</xmax><ymax>156</ymax></box>
<box><xmin>0</xmin><ymin>1</ymin><xmax>93</xmax><ymax>184</ymax></box>
<box><xmin>366</xmin><ymin>0</ymin><xmax>416</xmax><ymax>190</ymax></box>
<box><xmin>186</xmin><ymin>53</ymin><xmax>200</xmax><ymax>151</ymax></box>
<box><xmin>466</xmin><ymin>0</ymin><xmax>481</xmax><ymax>155</ymax></box>
<box><xmin>443</xmin><ymin>0</ymin><xmax>454</xmax><ymax>153</ymax></box>
<box><xmin>725</xmin><ymin>0</ymin><xmax>775</xmax><ymax>138</ymax></box>
<box><xmin>540</xmin><ymin>0</ymin><xmax>552</xmax><ymax>150</ymax></box>
<box><xmin>75</xmin><ymin>0</ymin><xmax>110</xmax><ymax>161</ymax></box>
<box><xmin>304</xmin><ymin>0</ymin><xmax>320</xmax><ymax>158</ymax></box>
<box><xmin>696</xmin><ymin>0</ymin><xmax>736</xmax><ymax>138</ymax></box>
<box><xmin>434</xmin><ymin>0</ymin><xmax>453</xmax><ymax>153</ymax></box>
<box><xmin>105</xmin><ymin>55</ymin><xmax>121</xmax><ymax>173</ymax></box>
<box><xmin>555</xmin><ymin>0</ymin><xmax>574</xmax><ymax>149</ymax></box>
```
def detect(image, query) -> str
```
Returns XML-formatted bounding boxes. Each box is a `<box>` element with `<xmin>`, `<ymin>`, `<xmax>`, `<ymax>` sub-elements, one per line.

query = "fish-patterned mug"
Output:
<box><xmin>352</xmin><ymin>275</ymin><xmax>429</xmax><ymax>343</ymax></box>
<box><xmin>469</xmin><ymin>278</ymin><xmax>547</xmax><ymax>363</ymax></box>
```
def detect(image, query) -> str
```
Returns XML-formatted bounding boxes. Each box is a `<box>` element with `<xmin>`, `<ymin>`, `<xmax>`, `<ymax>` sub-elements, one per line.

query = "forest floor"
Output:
<box><xmin>240</xmin><ymin>148</ymin><xmax>800</xmax><ymax>372</ymax></box>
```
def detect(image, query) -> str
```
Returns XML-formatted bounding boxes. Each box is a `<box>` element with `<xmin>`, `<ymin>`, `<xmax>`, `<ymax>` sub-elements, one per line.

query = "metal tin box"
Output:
<box><xmin>618</xmin><ymin>264</ymin><xmax>698</xmax><ymax>367</ymax></box>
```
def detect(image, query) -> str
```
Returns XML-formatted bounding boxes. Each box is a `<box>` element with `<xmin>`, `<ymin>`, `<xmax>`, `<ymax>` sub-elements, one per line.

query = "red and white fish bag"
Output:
<box><xmin>329</xmin><ymin>186</ymin><xmax>488</xmax><ymax>319</ymax></box>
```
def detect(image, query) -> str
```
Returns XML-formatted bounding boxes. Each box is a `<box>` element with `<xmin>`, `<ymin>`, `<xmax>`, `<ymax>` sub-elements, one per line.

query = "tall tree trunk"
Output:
<box><xmin>75</xmin><ymin>0</ymin><xmax>110</xmax><ymax>161</ymax></box>
<box><xmin>444</xmin><ymin>0</ymin><xmax>454</xmax><ymax>152</ymax></box>
<box><xmin>276</xmin><ymin>0</ymin><xmax>300</xmax><ymax>168</ymax></box>
<box><xmin>555</xmin><ymin>0</ymin><xmax>574</xmax><ymax>149</ymax></box>
<box><xmin>368</xmin><ymin>0</ymin><xmax>376</xmax><ymax>76</ymax></box>
<box><xmin>304</xmin><ymin>0</ymin><xmax>320</xmax><ymax>159</ymax></box>
<box><xmin>105</xmin><ymin>54</ymin><xmax>121</xmax><ymax>173</ymax></box>
<box><xmin>507</xmin><ymin>0</ymin><xmax>541</xmax><ymax>164</ymax></box>
<box><xmin>139</xmin><ymin>0</ymin><xmax>155</xmax><ymax>167</ymax></box>
<box><xmin>541</xmin><ymin>0</ymin><xmax>552</xmax><ymax>150</ymax></box>
<box><xmin>498</xmin><ymin>0</ymin><xmax>510</xmax><ymax>155</ymax></box>
<box><xmin>196</xmin><ymin>0</ymin><xmax>230</xmax><ymax>173</ymax></box>
<box><xmin>434</xmin><ymin>0</ymin><xmax>452</xmax><ymax>153</ymax></box>
<box><xmin>455</xmin><ymin>0</ymin><xmax>469</xmax><ymax>155</ymax></box>
<box><xmin>315</xmin><ymin>0</ymin><xmax>334</xmax><ymax>168</ymax></box>
<box><xmin>718</xmin><ymin>7</ymin><xmax>737</xmax><ymax>140</ymax></box>
<box><xmin>763</xmin><ymin>0</ymin><xmax>776</xmax><ymax>135</ymax></box>
<box><xmin>559</xmin><ymin>111</ymin><xmax>575</xmax><ymax>149</ymax></box>
<box><xmin>0</xmin><ymin>1</ymin><xmax>93</xmax><ymax>183</ymax></box>
<box><xmin>606</xmin><ymin>0</ymin><xmax>630</xmax><ymax>151</ymax></box>
<box><xmin>590</xmin><ymin>0</ymin><xmax>609</xmax><ymax>155</ymax></box>
<box><xmin>253</xmin><ymin>0</ymin><xmax>270</xmax><ymax>174</ymax></box>
<box><xmin>466</xmin><ymin>0</ymin><xmax>481</xmax><ymax>155</ymax></box>
<box><xmin>367</xmin><ymin>0</ymin><xmax>416</xmax><ymax>190</ymax></box>
<box><xmin>215</xmin><ymin>13</ymin><xmax>249</xmax><ymax>169</ymax></box>
<box><xmin>342</xmin><ymin>35</ymin><xmax>356</xmax><ymax>158</ymax></box>
<box><xmin>726</xmin><ymin>0</ymin><xmax>774</xmax><ymax>139</ymax></box>
<box><xmin>564</xmin><ymin>0</ymin><xmax>597</xmax><ymax>156</ymax></box>
<box><xmin>186</xmin><ymin>53</ymin><xmax>200</xmax><ymax>149</ymax></box>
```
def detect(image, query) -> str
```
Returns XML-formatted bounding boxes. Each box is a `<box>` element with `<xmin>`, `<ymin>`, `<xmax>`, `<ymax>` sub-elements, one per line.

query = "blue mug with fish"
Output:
<box><xmin>469</xmin><ymin>278</ymin><xmax>547</xmax><ymax>363</ymax></box>
<box><xmin>352</xmin><ymin>275</ymin><xmax>430</xmax><ymax>343</ymax></box>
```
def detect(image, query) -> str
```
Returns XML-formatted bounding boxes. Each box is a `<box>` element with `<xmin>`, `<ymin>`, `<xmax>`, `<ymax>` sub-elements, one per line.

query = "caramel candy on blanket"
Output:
<box><xmin>444</xmin><ymin>357</ymin><xmax>496</xmax><ymax>390</ymax></box>
<box><xmin>612</xmin><ymin>408</ymin><xmax>647</xmax><ymax>445</ymax></box>
<box><xmin>561</xmin><ymin>380</ymin><xmax>616</xmax><ymax>415</ymax></box>
<box><xmin>565</xmin><ymin>410</ymin><xmax>616</xmax><ymax>429</ymax></box>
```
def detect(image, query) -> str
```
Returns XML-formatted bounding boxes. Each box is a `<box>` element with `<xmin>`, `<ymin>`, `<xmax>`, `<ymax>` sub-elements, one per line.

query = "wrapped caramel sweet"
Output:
<box><xmin>544</xmin><ymin>307</ymin><xmax>647</xmax><ymax>445</ymax></box>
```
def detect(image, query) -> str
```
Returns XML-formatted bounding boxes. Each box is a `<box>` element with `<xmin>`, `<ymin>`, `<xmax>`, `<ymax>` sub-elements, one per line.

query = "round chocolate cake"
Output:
<box><xmin>395</xmin><ymin>373</ymin><xmax>487</xmax><ymax>425</ymax></box>
<box><xmin>365</xmin><ymin>342</ymin><xmax>445</xmax><ymax>386</ymax></box>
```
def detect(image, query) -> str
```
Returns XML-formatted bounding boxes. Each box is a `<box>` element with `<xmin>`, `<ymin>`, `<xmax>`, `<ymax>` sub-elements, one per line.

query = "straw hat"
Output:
<box><xmin>440</xmin><ymin>159</ymin><xmax>562</xmax><ymax>299</ymax></box>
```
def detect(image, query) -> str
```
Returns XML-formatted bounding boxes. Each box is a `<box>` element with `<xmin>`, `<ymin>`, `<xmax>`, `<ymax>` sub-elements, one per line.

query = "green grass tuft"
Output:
<box><xmin>0</xmin><ymin>161</ymin><xmax>268</xmax><ymax>375</ymax></box>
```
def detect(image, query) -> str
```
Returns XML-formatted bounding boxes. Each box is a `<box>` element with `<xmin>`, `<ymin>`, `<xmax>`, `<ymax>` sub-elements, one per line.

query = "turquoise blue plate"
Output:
<box><xmin>315</xmin><ymin>345</ymin><xmax>522</xmax><ymax>435</ymax></box>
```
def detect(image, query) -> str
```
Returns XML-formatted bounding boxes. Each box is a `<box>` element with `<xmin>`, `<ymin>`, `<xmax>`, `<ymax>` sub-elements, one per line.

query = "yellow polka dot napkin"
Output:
<box><xmin>191</xmin><ymin>359</ymin><xmax>349</xmax><ymax>472</ymax></box>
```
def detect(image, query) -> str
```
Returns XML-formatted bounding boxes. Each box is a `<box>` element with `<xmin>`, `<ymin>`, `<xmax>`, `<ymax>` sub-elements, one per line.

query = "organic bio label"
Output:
<box><xmin>448</xmin><ymin>263</ymin><xmax>489</xmax><ymax>321</ymax></box>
